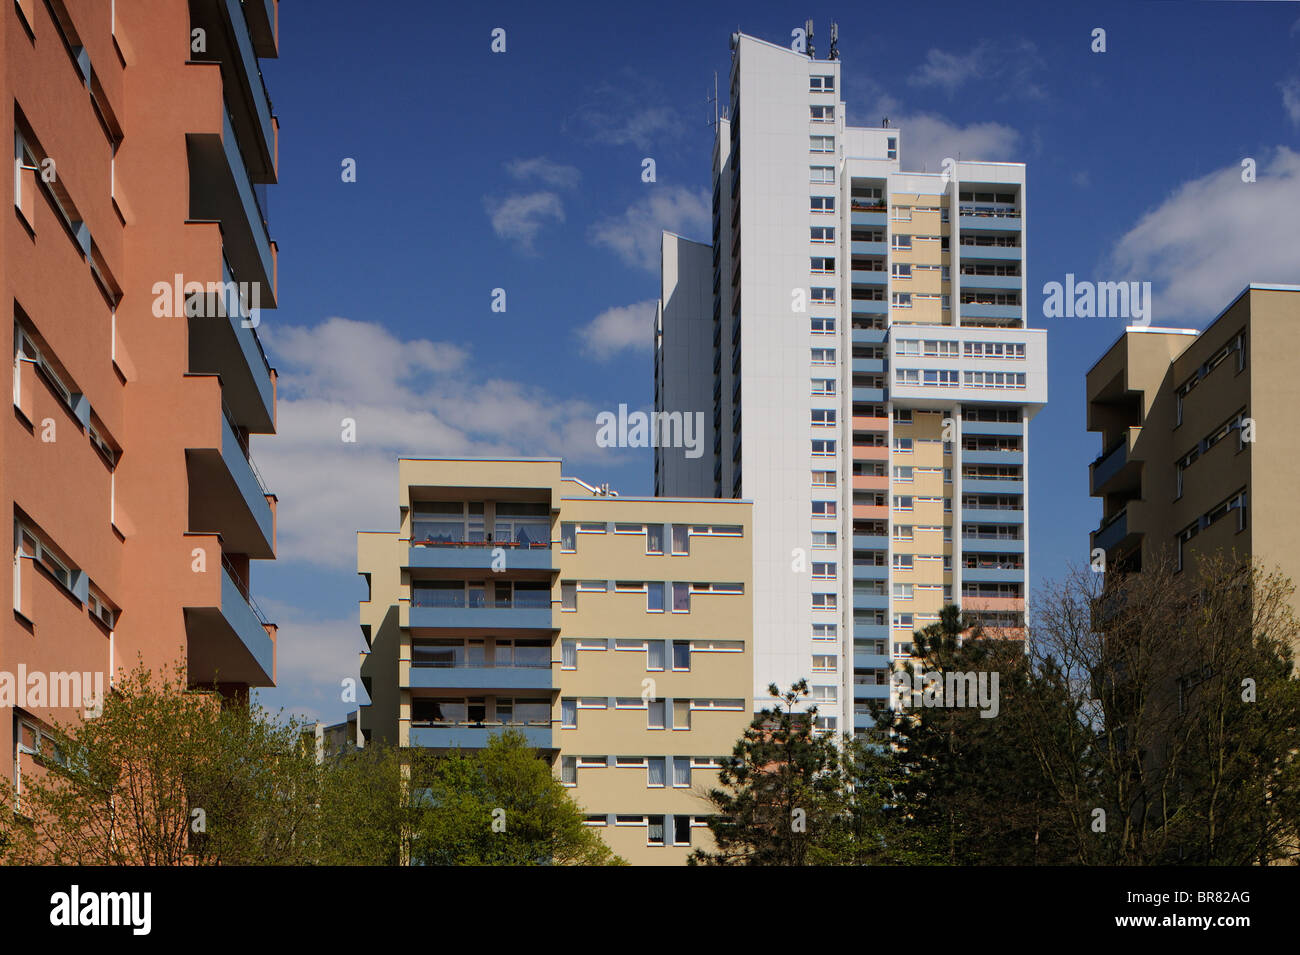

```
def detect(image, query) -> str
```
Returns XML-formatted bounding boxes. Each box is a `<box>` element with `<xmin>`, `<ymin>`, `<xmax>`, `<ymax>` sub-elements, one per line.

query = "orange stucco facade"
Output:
<box><xmin>3</xmin><ymin>0</ymin><xmax>279</xmax><ymax>790</ymax></box>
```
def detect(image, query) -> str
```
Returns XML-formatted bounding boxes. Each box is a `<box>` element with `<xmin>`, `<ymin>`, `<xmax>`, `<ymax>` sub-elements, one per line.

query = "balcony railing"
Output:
<box><xmin>221</xmin><ymin>554</ymin><xmax>271</xmax><ymax>627</ymax></box>
<box><xmin>222</xmin><ymin>399</ymin><xmax>272</xmax><ymax>498</ymax></box>
<box><xmin>411</xmin><ymin>593</ymin><xmax>550</xmax><ymax>610</ymax></box>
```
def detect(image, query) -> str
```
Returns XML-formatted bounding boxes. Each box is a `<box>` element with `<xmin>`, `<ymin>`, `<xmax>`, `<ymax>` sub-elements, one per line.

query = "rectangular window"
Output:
<box><xmin>811</xmin><ymin>378</ymin><xmax>836</xmax><ymax>396</ymax></box>
<box><xmin>810</xmin><ymin>225</ymin><xmax>835</xmax><ymax>243</ymax></box>
<box><xmin>810</xmin><ymin>135</ymin><xmax>835</xmax><ymax>153</ymax></box>
<box><xmin>810</xmin><ymin>195</ymin><xmax>835</xmax><ymax>213</ymax></box>
<box><xmin>561</xmin><ymin>756</ymin><xmax>577</xmax><ymax>785</ymax></box>
<box><xmin>671</xmin><ymin>584</ymin><xmax>691</xmax><ymax>613</ymax></box>
<box><xmin>648</xmin><ymin>699</ymin><xmax>666</xmax><ymax>729</ymax></box>
<box><xmin>647</xmin><ymin>581</ymin><xmax>665</xmax><ymax>613</ymax></box>
<box><xmin>647</xmin><ymin>640</ymin><xmax>666</xmax><ymax>670</ymax></box>
<box><xmin>810</xmin><ymin>104</ymin><xmax>835</xmax><ymax>121</ymax></box>
<box><xmin>810</xmin><ymin>165</ymin><xmax>834</xmax><ymax>183</ymax></box>
<box><xmin>646</xmin><ymin>524</ymin><xmax>664</xmax><ymax>554</ymax></box>
<box><xmin>671</xmin><ymin>524</ymin><xmax>689</xmax><ymax>555</ymax></box>
<box><xmin>673</xmin><ymin>757</ymin><xmax>692</xmax><ymax>788</ymax></box>
<box><xmin>809</xmin><ymin>75</ymin><xmax>835</xmax><ymax>92</ymax></box>
<box><xmin>672</xmin><ymin>641</ymin><xmax>691</xmax><ymax>670</ymax></box>
<box><xmin>561</xmin><ymin>640</ymin><xmax>577</xmax><ymax>669</ymax></box>
<box><xmin>560</xmin><ymin>522</ymin><xmax>576</xmax><ymax>552</ymax></box>
<box><xmin>561</xmin><ymin>699</ymin><xmax>577</xmax><ymax>728</ymax></box>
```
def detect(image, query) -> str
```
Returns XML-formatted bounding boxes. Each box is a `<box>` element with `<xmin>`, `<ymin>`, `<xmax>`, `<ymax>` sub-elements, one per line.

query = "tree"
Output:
<box><xmin>409</xmin><ymin>730</ymin><xmax>622</xmax><ymax>865</ymax></box>
<box><xmin>1025</xmin><ymin>551</ymin><xmax>1300</xmax><ymax>864</ymax></box>
<box><xmin>692</xmin><ymin>681</ymin><xmax>902</xmax><ymax>865</ymax></box>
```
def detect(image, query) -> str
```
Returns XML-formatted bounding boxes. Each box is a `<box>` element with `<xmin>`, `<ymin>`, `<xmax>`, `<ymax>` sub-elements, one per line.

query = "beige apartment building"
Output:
<box><xmin>357</xmin><ymin>458</ymin><xmax>753</xmax><ymax>864</ymax></box>
<box><xmin>1087</xmin><ymin>285</ymin><xmax>1300</xmax><ymax>620</ymax></box>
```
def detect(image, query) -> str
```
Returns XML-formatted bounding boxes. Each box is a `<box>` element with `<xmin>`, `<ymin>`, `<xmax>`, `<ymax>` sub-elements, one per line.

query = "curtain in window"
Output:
<box><xmin>648</xmin><ymin>757</ymin><xmax>666</xmax><ymax>787</ymax></box>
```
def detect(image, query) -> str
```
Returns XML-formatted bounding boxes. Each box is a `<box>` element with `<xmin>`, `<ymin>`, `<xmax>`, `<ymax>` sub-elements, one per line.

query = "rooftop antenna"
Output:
<box><xmin>805</xmin><ymin>18</ymin><xmax>815</xmax><ymax>58</ymax></box>
<box><xmin>829</xmin><ymin>21</ymin><xmax>839</xmax><ymax>60</ymax></box>
<box><xmin>707</xmin><ymin>70</ymin><xmax>721</xmax><ymax>128</ymax></box>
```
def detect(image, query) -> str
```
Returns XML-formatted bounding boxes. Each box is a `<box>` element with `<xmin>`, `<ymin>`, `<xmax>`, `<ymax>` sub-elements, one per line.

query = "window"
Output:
<box><xmin>812</xmin><ymin>439</ymin><xmax>837</xmax><ymax>457</ymax></box>
<box><xmin>812</xmin><ymin>654</ymin><xmax>837</xmax><ymax>672</ymax></box>
<box><xmin>893</xmin><ymin>465</ymin><xmax>914</xmax><ymax>483</ymax></box>
<box><xmin>810</xmin><ymin>165</ymin><xmax>834</xmax><ymax>183</ymax></box>
<box><xmin>810</xmin><ymin>195</ymin><xmax>835</xmax><ymax>213</ymax></box>
<box><xmin>672</xmin><ymin>584</ymin><xmax>690</xmax><ymax>613</ymax></box>
<box><xmin>892</xmin><ymin>292</ymin><xmax>912</xmax><ymax>308</ymax></box>
<box><xmin>561</xmin><ymin>698</ymin><xmax>577</xmax><ymax>728</ymax></box>
<box><xmin>671</xmin><ymin>524</ymin><xmax>689</xmax><ymax>555</ymax></box>
<box><xmin>811</xmin><ymin>347</ymin><xmax>836</xmax><ymax>365</ymax></box>
<box><xmin>810</xmin><ymin>104</ymin><xmax>835</xmax><ymax>121</ymax></box>
<box><xmin>648</xmin><ymin>699</ymin><xmax>666</xmax><ymax>729</ymax></box>
<box><xmin>812</xmin><ymin>531</ymin><xmax>837</xmax><ymax>548</ymax></box>
<box><xmin>811</xmin><ymin>316</ymin><xmax>836</xmax><ymax>334</ymax></box>
<box><xmin>648</xmin><ymin>757</ymin><xmax>666</xmax><ymax>787</ymax></box>
<box><xmin>810</xmin><ymin>135</ymin><xmax>835</xmax><ymax>153</ymax></box>
<box><xmin>646</xmin><ymin>523</ymin><xmax>664</xmax><ymax>555</ymax></box>
<box><xmin>886</xmin><ymin>137</ymin><xmax>897</xmax><ymax>159</ymax></box>
<box><xmin>648</xmin><ymin>815</ymin><xmax>665</xmax><ymax>846</ymax></box>
<box><xmin>893</xmin><ymin>495</ymin><xmax>913</xmax><ymax>511</ymax></box>
<box><xmin>810</xmin><ymin>225</ymin><xmax>835</xmax><ymax>243</ymax></box>
<box><xmin>811</xmin><ymin>562</ymin><xmax>837</xmax><ymax>579</ymax></box>
<box><xmin>812</xmin><ymin>470</ymin><xmax>837</xmax><ymax>488</ymax></box>
<box><xmin>672</xmin><ymin>641</ymin><xmax>691</xmax><ymax>670</ymax></box>
<box><xmin>810</xmin><ymin>287</ymin><xmax>836</xmax><ymax>304</ymax></box>
<box><xmin>893</xmin><ymin>524</ymin><xmax>913</xmax><ymax>541</ymax></box>
<box><xmin>812</xmin><ymin>500</ymin><xmax>837</xmax><ymax>518</ymax></box>
<box><xmin>811</xmin><ymin>685</ymin><xmax>837</xmax><ymax>703</ymax></box>
<box><xmin>812</xmin><ymin>592</ymin><xmax>837</xmax><ymax>610</ymax></box>
<box><xmin>561</xmin><ymin>582</ymin><xmax>576</xmax><ymax>611</ymax></box>
<box><xmin>893</xmin><ymin>613</ymin><xmax>914</xmax><ymax>629</ymax></box>
<box><xmin>892</xmin><ymin>235</ymin><xmax>912</xmax><ymax>250</ymax></box>
<box><xmin>893</xmin><ymin>553</ymin><xmax>914</xmax><ymax>570</ymax></box>
<box><xmin>813</xmin><ymin>623</ymin><xmax>838</xmax><ymax>640</ymax></box>
<box><xmin>673</xmin><ymin>757</ymin><xmax>692</xmax><ymax>788</ymax></box>
<box><xmin>893</xmin><ymin>582</ymin><xmax>914</xmax><ymax>599</ymax></box>
<box><xmin>811</xmin><ymin>378</ymin><xmax>836</xmax><ymax>396</ymax></box>
<box><xmin>810</xmin><ymin>75</ymin><xmax>835</xmax><ymax>92</ymax></box>
<box><xmin>894</xmin><ymin>437</ymin><xmax>913</xmax><ymax>452</ymax></box>
<box><xmin>561</xmin><ymin>640</ymin><xmax>577</xmax><ymax>669</ymax></box>
<box><xmin>673</xmin><ymin>699</ymin><xmax>691</xmax><ymax>729</ymax></box>
<box><xmin>560</xmin><ymin>522</ymin><xmax>576</xmax><ymax>551</ymax></box>
<box><xmin>647</xmin><ymin>581</ymin><xmax>665</xmax><ymax>613</ymax></box>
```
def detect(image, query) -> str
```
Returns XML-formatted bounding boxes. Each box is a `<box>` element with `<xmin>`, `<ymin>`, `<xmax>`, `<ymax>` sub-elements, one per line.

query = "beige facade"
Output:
<box><xmin>358</xmin><ymin>458</ymin><xmax>753</xmax><ymax>865</ymax></box>
<box><xmin>1087</xmin><ymin>285</ymin><xmax>1300</xmax><ymax>636</ymax></box>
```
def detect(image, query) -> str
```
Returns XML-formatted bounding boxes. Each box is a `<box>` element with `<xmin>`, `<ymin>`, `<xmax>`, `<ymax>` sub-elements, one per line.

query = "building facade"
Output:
<box><xmin>4</xmin><ymin>0</ymin><xmax>279</xmax><ymax>795</ymax></box>
<box><xmin>358</xmin><ymin>458</ymin><xmax>753</xmax><ymax>864</ymax></box>
<box><xmin>655</xmin><ymin>31</ymin><xmax>1046</xmax><ymax>733</ymax></box>
<box><xmin>1087</xmin><ymin>285</ymin><xmax>1300</xmax><ymax>617</ymax></box>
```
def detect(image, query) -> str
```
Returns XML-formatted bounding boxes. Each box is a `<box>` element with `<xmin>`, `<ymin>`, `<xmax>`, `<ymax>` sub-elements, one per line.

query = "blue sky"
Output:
<box><xmin>250</xmin><ymin>0</ymin><xmax>1300</xmax><ymax>721</ymax></box>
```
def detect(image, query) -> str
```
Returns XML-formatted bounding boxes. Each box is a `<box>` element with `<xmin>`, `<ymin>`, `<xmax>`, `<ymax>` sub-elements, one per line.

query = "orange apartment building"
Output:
<box><xmin>3</xmin><ymin>0</ymin><xmax>279</xmax><ymax>796</ymax></box>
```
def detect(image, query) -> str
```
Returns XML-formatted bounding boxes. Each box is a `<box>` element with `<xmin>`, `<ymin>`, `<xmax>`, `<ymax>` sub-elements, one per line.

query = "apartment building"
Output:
<box><xmin>357</xmin><ymin>458</ymin><xmax>753</xmax><ymax>865</ymax></box>
<box><xmin>655</xmin><ymin>30</ymin><xmax>1047</xmax><ymax>734</ymax></box>
<box><xmin>1087</xmin><ymin>285</ymin><xmax>1300</xmax><ymax>618</ymax></box>
<box><xmin>4</xmin><ymin>0</ymin><xmax>280</xmax><ymax>792</ymax></box>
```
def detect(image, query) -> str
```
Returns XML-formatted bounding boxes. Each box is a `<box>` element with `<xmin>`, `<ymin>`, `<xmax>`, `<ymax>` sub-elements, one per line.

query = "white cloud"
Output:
<box><xmin>594</xmin><ymin>106</ymin><xmax>684</xmax><ymax>150</ymax></box>
<box><xmin>588</xmin><ymin>186</ymin><xmax>710</xmax><ymax>271</ymax></box>
<box><xmin>895</xmin><ymin>114</ymin><xmax>1022</xmax><ymax>173</ymax></box>
<box><xmin>1281</xmin><ymin>77</ymin><xmax>1300</xmax><ymax>127</ymax></box>
<box><xmin>564</xmin><ymin>77</ymin><xmax>687</xmax><ymax>151</ymax></box>
<box><xmin>256</xmin><ymin>597</ymin><xmax>366</xmax><ymax>722</ymax></box>
<box><xmin>578</xmin><ymin>300</ymin><xmax>656</xmax><ymax>361</ymax></box>
<box><xmin>505</xmin><ymin>156</ymin><xmax>581</xmax><ymax>189</ymax></box>
<box><xmin>484</xmin><ymin>191</ymin><xmax>564</xmax><ymax>254</ymax></box>
<box><xmin>908</xmin><ymin>40</ymin><xmax>1046</xmax><ymax>101</ymax></box>
<box><xmin>256</xmin><ymin>318</ymin><xmax>612</xmax><ymax>570</ymax></box>
<box><xmin>1108</xmin><ymin>147</ymin><xmax>1300</xmax><ymax>321</ymax></box>
<box><xmin>910</xmin><ymin>47</ymin><xmax>985</xmax><ymax>93</ymax></box>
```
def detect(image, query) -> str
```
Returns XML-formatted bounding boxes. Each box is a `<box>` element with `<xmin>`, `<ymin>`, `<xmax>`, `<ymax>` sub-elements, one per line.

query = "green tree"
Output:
<box><xmin>410</xmin><ymin>730</ymin><xmax>622</xmax><ymax>865</ymax></box>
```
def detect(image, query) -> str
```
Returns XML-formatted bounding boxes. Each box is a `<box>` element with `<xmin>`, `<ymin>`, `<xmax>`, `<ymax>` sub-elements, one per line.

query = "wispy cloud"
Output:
<box><xmin>1281</xmin><ymin>77</ymin><xmax>1300</xmax><ymax>127</ymax></box>
<box><xmin>505</xmin><ymin>156</ymin><xmax>581</xmax><ymax>189</ymax></box>
<box><xmin>484</xmin><ymin>191</ymin><xmax>564</xmax><ymax>254</ymax></box>
<box><xmin>1108</xmin><ymin>147</ymin><xmax>1300</xmax><ymax>321</ymax></box>
<box><xmin>588</xmin><ymin>186</ymin><xmax>710</xmax><ymax>271</ymax></box>
<box><xmin>565</xmin><ymin>77</ymin><xmax>688</xmax><ymax>151</ymax></box>
<box><xmin>256</xmin><ymin>317</ymin><xmax>609</xmax><ymax>570</ymax></box>
<box><xmin>258</xmin><ymin>597</ymin><xmax>365</xmax><ymax>722</ymax></box>
<box><xmin>896</xmin><ymin>114</ymin><xmax>1022</xmax><ymax>173</ymax></box>
<box><xmin>908</xmin><ymin>39</ymin><xmax>1047</xmax><ymax>101</ymax></box>
<box><xmin>578</xmin><ymin>300</ymin><xmax>656</xmax><ymax>361</ymax></box>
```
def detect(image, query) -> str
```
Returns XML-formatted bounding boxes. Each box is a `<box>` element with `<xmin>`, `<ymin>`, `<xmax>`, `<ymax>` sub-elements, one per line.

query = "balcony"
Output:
<box><xmin>851</xmin><ymin>269</ymin><xmax>888</xmax><ymax>286</ymax></box>
<box><xmin>959</xmin><ymin>273</ymin><xmax>1022</xmax><ymax>291</ymax></box>
<box><xmin>962</xmin><ymin>536</ymin><xmax>1025</xmax><ymax>554</ymax></box>
<box><xmin>408</xmin><ymin>663</ymin><xmax>552</xmax><ymax>692</ymax></box>
<box><xmin>961</xmin><ymin>478</ymin><xmax>1024</xmax><ymax>494</ymax></box>
<box><xmin>851</xmin><ymin>211</ymin><xmax>887</xmax><ymax>228</ymax></box>
<box><xmin>188</xmin><ymin>106</ymin><xmax>277</xmax><ymax>307</ymax></box>
<box><xmin>410</xmin><ymin>724</ymin><xmax>552</xmax><ymax>750</ymax></box>
<box><xmin>853</xmin><ymin>684</ymin><xmax>891</xmax><ymax>700</ymax></box>
<box><xmin>959</xmin><ymin>506</ymin><xmax>1024</xmax><ymax>525</ymax></box>
<box><xmin>854</xmin><ymin>652</ymin><xmax>891</xmax><ymax>669</ymax></box>
<box><xmin>960</xmin><ymin>303</ymin><xmax>1021</xmax><ymax>321</ymax></box>
<box><xmin>852</xmin><ymin>300</ymin><xmax>888</xmax><ymax>317</ymax></box>
<box><xmin>852</xmin><ymin>326</ymin><xmax>888</xmax><ymax>345</ymax></box>
<box><xmin>959</xmin><ymin>212</ymin><xmax>1021</xmax><ymax>232</ymax></box>
<box><xmin>854</xmin><ymin>591</ymin><xmax>890</xmax><ymax>610</ymax></box>
<box><xmin>957</xmin><ymin>244</ymin><xmax>1022</xmax><ymax>260</ymax></box>
<box><xmin>408</xmin><ymin>603</ymin><xmax>554</xmax><ymax>632</ymax></box>
<box><xmin>960</xmin><ymin>565</ymin><xmax>1024</xmax><ymax>583</ymax></box>
<box><xmin>190</xmin><ymin>0</ymin><xmax>278</xmax><ymax>176</ymax></box>
<box><xmin>1092</xmin><ymin>503</ymin><xmax>1143</xmax><ymax>556</ymax></box>
<box><xmin>1090</xmin><ymin>427</ymin><xmax>1141</xmax><ymax>497</ymax></box>
<box><xmin>185</xmin><ymin>562</ymin><xmax>275</xmax><ymax>687</ymax></box>
<box><xmin>852</xmin><ymin>534</ymin><xmax>889</xmax><ymax>549</ymax></box>
<box><xmin>851</xmin><ymin>240</ymin><xmax>887</xmax><ymax>256</ymax></box>
<box><xmin>407</xmin><ymin>541</ymin><xmax>554</xmax><ymax>573</ymax></box>
<box><xmin>187</xmin><ymin>407</ymin><xmax>275</xmax><ymax>559</ymax></box>
<box><xmin>962</xmin><ymin>449</ymin><xmax>1024</xmax><ymax>466</ymax></box>
<box><xmin>852</xmin><ymin>387</ymin><xmax>887</xmax><ymax>403</ymax></box>
<box><xmin>853</xmin><ymin>358</ymin><xmax>885</xmax><ymax>374</ymax></box>
<box><xmin>854</xmin><ymin>622</ymin><xmax>889</xmax><ymax>641</ymax></box>
<box><xmin>853</xmin><ymin>564</ymin><xmax>889</xmax><ymax>581</ymax></box>
<box><xmin>852</xmin><ymin>475</ymin><xmax>889</xmax><ymax>493</ymax></box>
<box><xmin>187</xmin><ymin>253</ymin><xmax>276</xmax><ymax>433</ymax></box>
<box><xmin>961</xmin><ymin>420</ymin><xmax>1023</xmax><ymax>436</ymax></box>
